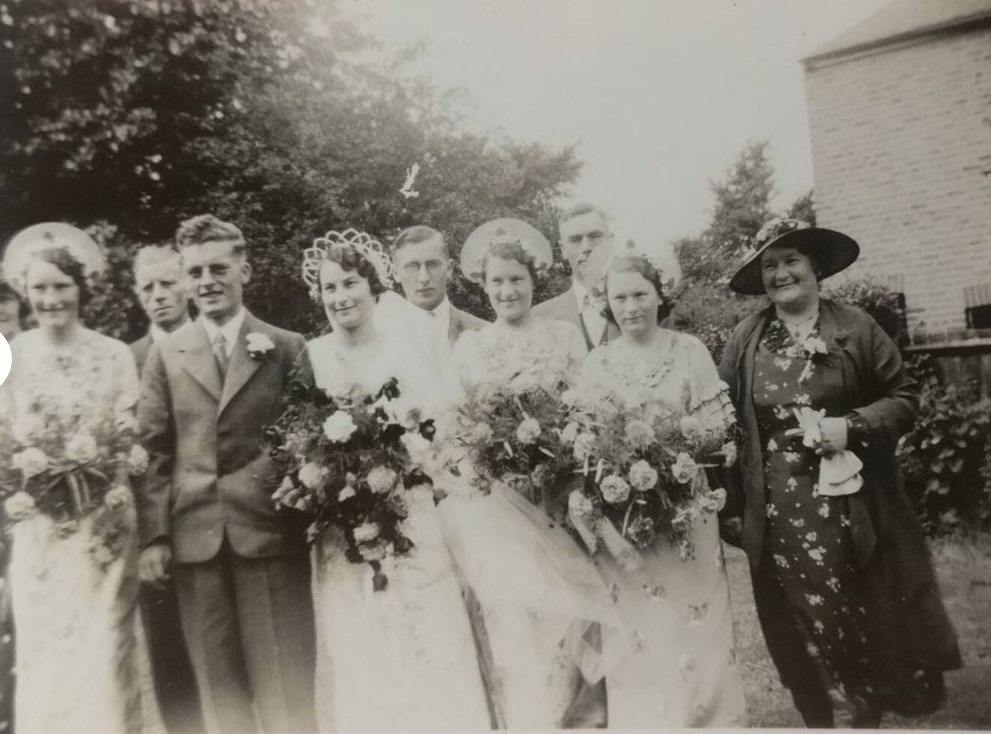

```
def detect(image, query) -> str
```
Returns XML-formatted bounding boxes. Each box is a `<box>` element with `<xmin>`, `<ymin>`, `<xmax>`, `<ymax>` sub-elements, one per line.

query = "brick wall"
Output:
<box><xmin>804</xmin><ymin>26</ymin><xmax>991</xmax><ymax>332</ymax></box>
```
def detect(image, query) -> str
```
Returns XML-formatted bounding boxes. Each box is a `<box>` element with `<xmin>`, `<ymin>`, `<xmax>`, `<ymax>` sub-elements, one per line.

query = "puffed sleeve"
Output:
<box><xmin>685</xmin><ymin>335</ymin><xmax>735</xmax><ymax>437</ymax></box>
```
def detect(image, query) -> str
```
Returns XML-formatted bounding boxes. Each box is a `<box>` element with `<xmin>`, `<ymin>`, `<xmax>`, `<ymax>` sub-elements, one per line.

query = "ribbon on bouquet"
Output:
<box><xmin>567</xmin><ymin>490</ymin><xmax>643</xmax><ymax>573</ymax></box>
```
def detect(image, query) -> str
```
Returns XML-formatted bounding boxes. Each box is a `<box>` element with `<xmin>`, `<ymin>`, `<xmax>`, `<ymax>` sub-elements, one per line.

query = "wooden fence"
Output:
<box><xmin>905</xmin><ymin>337</ymin><xmax>991</xmax><ymax>399</ymax></box>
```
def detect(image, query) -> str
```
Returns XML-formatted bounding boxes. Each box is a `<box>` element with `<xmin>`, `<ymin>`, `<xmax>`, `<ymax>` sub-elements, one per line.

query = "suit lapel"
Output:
<box><xmin>176</xmin><ymin>322</ymin><xmax>223</xmax><ymax>403</ymax></box>
<box><xmin>219</xmin><ymin>312</ymin><xmax>264</xmax><ymax>415</ymax></box>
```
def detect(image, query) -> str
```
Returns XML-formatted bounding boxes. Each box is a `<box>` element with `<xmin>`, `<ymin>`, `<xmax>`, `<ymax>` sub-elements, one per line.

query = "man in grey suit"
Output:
<box><xmin>533</xmin><ymin>203</ymin><xmax>620</xmax><ymax>351</ymax></box>
<box><xmin>129</xmin><ymin>245</ymin><xmax>205</xmax><ymax>734</ymax></box>
<box><xmin>137</xmin><ymin>215</ymin><xmax>316</xmax><ymax>733</ymax></box>
<box><xmin>391</xmin><ymin>225</ymin><xmax>487</xmax><ymax>345</ymax></box>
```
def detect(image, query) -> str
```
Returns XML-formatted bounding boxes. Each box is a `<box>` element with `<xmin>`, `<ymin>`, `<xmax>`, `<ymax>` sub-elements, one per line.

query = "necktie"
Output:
<box><xmin>212</xmin><ymin>331</ymin><xmax>230</xmax><ymax>379</ymax></box>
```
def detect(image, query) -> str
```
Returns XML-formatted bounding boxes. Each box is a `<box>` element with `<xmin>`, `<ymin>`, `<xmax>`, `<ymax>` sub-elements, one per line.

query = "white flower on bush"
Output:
<box><xmin>671</xmin><ymin>452</ymin><xmax>699</xmax><ymax>484</ymax></box>
<box><xmin>600</xmin><ymin>474</ymin><xmax>631</xmax><ymax>504</ymax></box>
<box><xmin>628</xmin><ymin>460</ymin><xmax>658</xmax><ymax>491</ymax></box>
<box><xmin>573</xmin><ymin>431</ymin><xmax>597</xmax><ymax>462</ymax></box>
<box><xmin>623</xmin><ymin>419</ymin><xmax>655</xmax><ymax>448</ymax></box>
<box><xmin>338</xmin><ymin>485</ymin><xmax>356</xmax><ymax>501</ymax></box>
<box><xmin>4</xmin><ymin>492</ymin><xmax>36</xmax><ymax>521</ymax></box>
<box><xmin>515</xmin><ymin>418</ymin><xmax>541</xmax><ymax>445</ymax></box>
<box><xmin>353</xmin><ymin>521</ymin><xmax>381</xmax><ymax>543</ymax></box>
<box><xmin>721</xmin><ymin>441</ymin><xmax>738</xmax><ymax>468</ymax></box>
<box><xmin>65</xmin><ymin>433</ymin><xmax>99</xmax><ymax>464</ymax></box>
<box><xmin>104</xmin><ymin>484</ymin><xmax>132</xmax><ymax>510</ymax></box>
<box><xmin>12</xmin><ymin>412</ymin><xmax>45</xmax><ymax>444</ymax></box>
<box><xmin>298</xmin><ymin>462</ymin><xmax>328</xmax><ymax>490</ymax></box>
<box><xmin>128</xmin><ymin>444</ymin><xmax>150</xmax><ymax>475</ymax></box>
<box><xmin>322</xmin><ymin>412</ymin><xmax>357</xmax><ymax>443</ymax></box>
<box><xmin>558</xmin><ymin>422</ymin><xmax>579</xmax><ymax>445</ymax></box>
<box><xmin>679</xmin><ymin>416</ymin><xmax>705</xmax><ymax>442</ymax></box>
<box><xmin>12</xmin><ymin>447</ymin><xmax>50</xmax><ymax>478</ymax></box>
<box><xmin>366</xmin><ymin>465</ymin><xmax>398</xmax><ymax>494</ymax></box>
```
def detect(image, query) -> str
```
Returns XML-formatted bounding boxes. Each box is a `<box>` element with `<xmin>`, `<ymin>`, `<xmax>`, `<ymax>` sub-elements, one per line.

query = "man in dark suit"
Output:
<box><xmin>137</xmin><ymin>215</ymin><xmax>316</xmax><ymax>733</ymax></box>
<box><xmin>391</xmin><ymin>225</ymin><xmax>487</xmax><ymax>345</ymax></box>
<box><xmin>129</xmin><ymin>245</ymin><xmax>205</xmax><ymax>733</ymax></box>
<box><xmin>533</xmin><ymin>203</ymin><xmax>620</xmax><ymax>351</ymax></box>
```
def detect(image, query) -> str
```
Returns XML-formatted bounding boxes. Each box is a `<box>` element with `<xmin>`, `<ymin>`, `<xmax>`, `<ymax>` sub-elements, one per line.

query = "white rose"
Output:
<box><xmin>338</xmin><ymin>485</ymin><xmax>356</xmax><ymax>501</ymax></box>
<box><xmin>12</xmin><ymin>448</ymin><xmax>50</xmax><ymax>478</ymax></box>
<box><xmin>671</xmin><ymin>452</ymin><xmax>699</xmax><ymax>484</ymax></box>
<box><xmin>600</xmin><ymin>474</ymin><xmax>631</xmax><ymax>504</ymax></box>
<box><xmin>366</xmin><ymin>465</ymin><xmax>399</xmax><ymax>495</ymax></box>
<box><xmin>679</xmin><ymin>416</ymin><xmax>705</xmax><ymax>442</ymax></box>
<box><xmin>4</xmin><ymin>492</ymin><xmax>36</xmax><ymax>521</ymax></box>
<box><xmin>628</xmin><ymin>460</ymin><xmax>659</xmax><ymax>492</ymax></box>
<box><xmin>353</xmin><ymin>521</ymin><xmax>381</xmax><ymax>544</ymax></box>
<box><xmin>515</xmin><ymin>418</ymin><xmax>541</xmax><ymax>445</ymax></box>
<box><xmin>12</xmin><ymin>413</ymin><xmax>45</xmax><ymax>444</ymax></box>
<box><xmin>623</xmin><ymin>420</ymin><xmax>655</xmax><ymax>448</ymax></box>
<box><xmin>246</xmin><ymin>332</ymin><xmax>276</xmax><ymax>356</ymax></box>
<box><xmin>65</xmin><ymin>433</ymin><xmax>99</xmax><ymax>464</ymax></box>
<box><xmin>322</xmin><ymin>412</ymin><xmax>358</xmax><ymax>443</ymax></box>
<box><xmin>384</xmin><ymin>398</ymin><xmax>420</xmax><ymax>430</ymax></box>
<box><xmin>298</xmin><ymin>462</ymin><xmax>327</xmax><ymax>490</ymax></box>
<box><xmin>104</xmin><ymin>484</ymin><xmax>132</xmax><ymax>510</ymax></box>
<box><xmin>128</xmin><ymin>444</ymin><xmax>150</xmax><ymax>475</ymax></box>
<box><xmin>701</xmin><ymin>488</ymin><xmax>727</xmax><ymax>513</ymax></box>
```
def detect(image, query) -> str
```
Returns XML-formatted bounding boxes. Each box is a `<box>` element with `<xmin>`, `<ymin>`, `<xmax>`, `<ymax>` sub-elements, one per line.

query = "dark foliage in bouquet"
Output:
<box><xmin>0</xmin><ymin>403</ymin><xmax>148</xmax><ymax>570</ymax></box>
<box><xmin>265</xmin><ymin>376</ymin><xmax>437</xmax><ymax>590</ymax></box>
<box><xmin>449</xmin><ymin>380</ymin><xmax>575</xmax><ymax>516</ymax></box>
<box><xmin>566</xmin><ymin>394</ymin><xmax>736</xmax><ymax>560</ymax></box>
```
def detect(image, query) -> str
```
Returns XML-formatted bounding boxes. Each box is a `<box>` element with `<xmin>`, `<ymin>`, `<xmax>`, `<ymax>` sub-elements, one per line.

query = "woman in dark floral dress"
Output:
<box><xmin>719</xmin><ymin>218</ymin><xmax>960</xmax><ymax>728</ymax></box>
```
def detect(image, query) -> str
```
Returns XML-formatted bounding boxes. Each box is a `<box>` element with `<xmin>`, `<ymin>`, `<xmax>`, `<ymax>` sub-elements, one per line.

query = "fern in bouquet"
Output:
<box><xmin>564</xmin><ymin>390</ymin><xmax>738</xmax><ymax>564</ymax></box>
<box><xmin>447</xmin><ymin>378</ymin><xmax>575</xmax><ymax>514</ymax></box>
<box><xmin>0</xmin><ymin>396</ymin><xmax>148</xmax><ymax>570</ymax></box>
<box><xmin>265</xmin><ymin>376</ymin><xmax>438</xmax><ymax>591</ymax></box>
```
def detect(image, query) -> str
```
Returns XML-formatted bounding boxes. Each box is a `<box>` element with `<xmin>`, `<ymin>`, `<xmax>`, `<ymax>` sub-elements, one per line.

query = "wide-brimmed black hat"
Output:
<box><xmin>729</xmin><ymin>217</ymin><xmax>860</xmax><ymax>296</ymax></box>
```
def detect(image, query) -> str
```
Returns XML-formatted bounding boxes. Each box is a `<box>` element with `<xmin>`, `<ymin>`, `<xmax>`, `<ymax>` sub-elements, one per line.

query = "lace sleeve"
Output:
<box><xmin>683</xmin><ymin>334</ymin><xmax>735</xmax><ymax>436</ymax></box>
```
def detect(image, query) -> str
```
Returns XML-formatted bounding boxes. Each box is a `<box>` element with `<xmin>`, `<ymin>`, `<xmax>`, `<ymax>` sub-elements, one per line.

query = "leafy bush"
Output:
<box><xmin>897</xmin><ymin>357</ymin><xmax>991</xmax><ymax>532</ymax></box>
<box><xmin>823</xmin><ymin>276</ymin><xmax>906</xmax><ymax>344</ymax></box>
<box><xmin>668</xmin><ymin>281</ymin><xmax>761</xmax><ymax>364</ymax></box>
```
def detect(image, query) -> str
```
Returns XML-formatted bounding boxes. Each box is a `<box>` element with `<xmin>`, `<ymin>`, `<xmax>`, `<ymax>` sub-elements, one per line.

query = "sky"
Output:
<box><xmin>348</xmin><ymin>0</ymin><xmax>891</xmax><ymax>264</ymax></box>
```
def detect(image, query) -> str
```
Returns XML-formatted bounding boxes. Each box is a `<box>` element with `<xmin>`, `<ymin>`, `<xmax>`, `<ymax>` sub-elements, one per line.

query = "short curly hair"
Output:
<box><xmin>21</xmin><ymin>247</ymin><xmax>92</xmax><ymax>309</ymax></box>
<box><xmin>316</xmin><ymin>242</ymin><xmax>388</xmax><ymax>300</ymax></box>
<box><xmin>479</xmin><ymin>239</ymin><xmax>541</xmax><ymax>286</ymax></box>
<box><xmin>601</xmin><ymin>253</ymin><xmax>674</xmax><ymax>326</ymax></box>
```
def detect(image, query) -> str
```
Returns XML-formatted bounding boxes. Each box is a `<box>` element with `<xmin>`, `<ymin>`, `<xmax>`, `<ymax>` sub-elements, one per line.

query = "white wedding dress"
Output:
<box><xmin>307</xmin><ymin>293</ymin><xmax>490</xmax><ymax>732</ymax></box>
<box><xmin>441</xmin><ymin>317</ymin><xmax>629</xmax><ymax>728</ymax></box>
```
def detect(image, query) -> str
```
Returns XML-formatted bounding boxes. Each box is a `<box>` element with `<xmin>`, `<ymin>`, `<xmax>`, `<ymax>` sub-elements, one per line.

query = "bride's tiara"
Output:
<box><xmin>302</xmin><ymin>229</ymin><xmax>393</xmax><ymax>297</ymax></box>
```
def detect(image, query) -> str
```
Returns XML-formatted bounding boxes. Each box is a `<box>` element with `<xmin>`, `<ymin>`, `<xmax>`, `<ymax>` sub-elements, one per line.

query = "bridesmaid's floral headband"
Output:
<box><xmin>302</xmin><ymin>229</ymin><xmax>393</xmax><ymax>299</ymax></box>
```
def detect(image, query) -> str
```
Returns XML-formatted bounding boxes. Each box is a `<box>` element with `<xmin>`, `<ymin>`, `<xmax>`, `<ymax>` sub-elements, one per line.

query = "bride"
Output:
<box><xmin>300</xmin><ymin>230</ymin><xmax>491</xmax><ymax>731</ymax></box>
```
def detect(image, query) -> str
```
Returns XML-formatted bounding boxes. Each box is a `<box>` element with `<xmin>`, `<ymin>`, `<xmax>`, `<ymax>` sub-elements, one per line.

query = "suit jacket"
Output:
<box><xmin>532</xmin><ymin>286</ymin><xmax>619</xmax><ymax>352</ymax></box>
<box><xmin>130</xmin><ymin>333</ymin><xmax>153</xmax><ymax>375</ymax></box>
<box><xmin>137</xmin><ymin>310</ymin><xmax>312</xmax><ymax>563</ymax></box>
<box><xmin>448</xmin><ymin>305</ymin><xmax>487</xmax><ymax>345</ymax></box>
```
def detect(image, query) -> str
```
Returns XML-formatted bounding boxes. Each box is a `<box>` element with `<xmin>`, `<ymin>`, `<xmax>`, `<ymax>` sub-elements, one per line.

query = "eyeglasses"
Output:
<box><xmin>400</xmin><ymin>260</ymin><xmax>445</xmax><ymax>277</ymax></box>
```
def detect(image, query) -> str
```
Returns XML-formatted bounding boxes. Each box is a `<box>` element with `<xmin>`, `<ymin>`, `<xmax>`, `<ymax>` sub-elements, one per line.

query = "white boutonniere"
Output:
<box><xmin>802</xmin><ymin>336</ymin><xmax>828</xmax><ymax>358</ymax></box>
<box><xmin>245</xmin><ymin>332</ymin><xmax>275</xmax><ymax>361</ymax></box>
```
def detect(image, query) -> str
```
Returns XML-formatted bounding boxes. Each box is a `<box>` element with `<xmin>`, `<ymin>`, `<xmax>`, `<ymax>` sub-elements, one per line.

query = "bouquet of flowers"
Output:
<box><xmin>564</xmin><ymin>390</ymin><xmax>737</xmax><ymax>564</ymax></box>
<box><xmin>265</xmin><ymin>376</ymin><xmax>437</xmax><ymax>591</ymax></box>
<box><xmin>447</xmin><ymin>379</ymin><xmax>575</xmax><ymax>514</ymax></box>
<box><xmin>0</xmin><ymin>402</ymin><xmax>148</xmax><ymax>570</ymax></box>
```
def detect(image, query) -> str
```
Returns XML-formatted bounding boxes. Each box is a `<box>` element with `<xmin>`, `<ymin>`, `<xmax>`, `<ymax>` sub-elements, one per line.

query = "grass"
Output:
<box><xmin>726</xmin><ymin>531</ymin><xmax>991</xmax><ymax>728</ymax></box>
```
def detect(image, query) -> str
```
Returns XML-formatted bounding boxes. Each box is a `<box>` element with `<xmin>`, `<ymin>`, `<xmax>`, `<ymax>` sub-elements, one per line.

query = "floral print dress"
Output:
<box><xmin>753</xmin><ymin>317</ymin><xmax>876</xmax><ymax>713</ymax></box>
<box><xmin>0</xmin><ymin>328</ymin><xmax>142</xmax><ymax>734</ymax></box>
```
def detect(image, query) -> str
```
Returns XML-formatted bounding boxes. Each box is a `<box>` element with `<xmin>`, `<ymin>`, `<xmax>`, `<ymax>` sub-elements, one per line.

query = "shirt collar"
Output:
<box><xmin>200</xmin><ymin>308</ymin><xmax>246</xmax><ymax>352</ymax></box>
<box><xmin>430</xmin><ymin>296</ymin><xmax>452</xmax><ymax>331</ymax></box>
<box><xmin>572</xmin><ymin>281</ymin><xmax>591</xmax><ymax>308</ymax></box>
<box><xmin>149</xmin><ymin>324</ymin><xmax>170</xmax><ymax>344</ymax></box>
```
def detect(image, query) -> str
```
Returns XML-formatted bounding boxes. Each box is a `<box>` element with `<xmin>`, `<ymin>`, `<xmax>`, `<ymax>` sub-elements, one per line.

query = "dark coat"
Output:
<box><xmin>718</xmin><ymin>299</ymin><xmax>961</xmax><ymax>674</ymax></box>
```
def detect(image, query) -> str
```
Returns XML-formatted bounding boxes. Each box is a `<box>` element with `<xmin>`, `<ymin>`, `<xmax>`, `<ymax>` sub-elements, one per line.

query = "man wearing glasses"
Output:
<box><xmin>391</xmin><ymin>225</ymin><xmax>486</xmax><ymax>345</ymax></box>
<box><xmin>534</xmin><ymin>203</ymin><xmax>619</xmax><ymax>351</ymax></box>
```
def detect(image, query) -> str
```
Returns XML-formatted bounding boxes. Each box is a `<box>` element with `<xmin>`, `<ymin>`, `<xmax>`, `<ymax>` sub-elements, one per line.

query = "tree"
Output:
<box><xmin>0</xmin><ymin>0</ymin><xmax>581</xmax><ymax>339</ymax></box>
